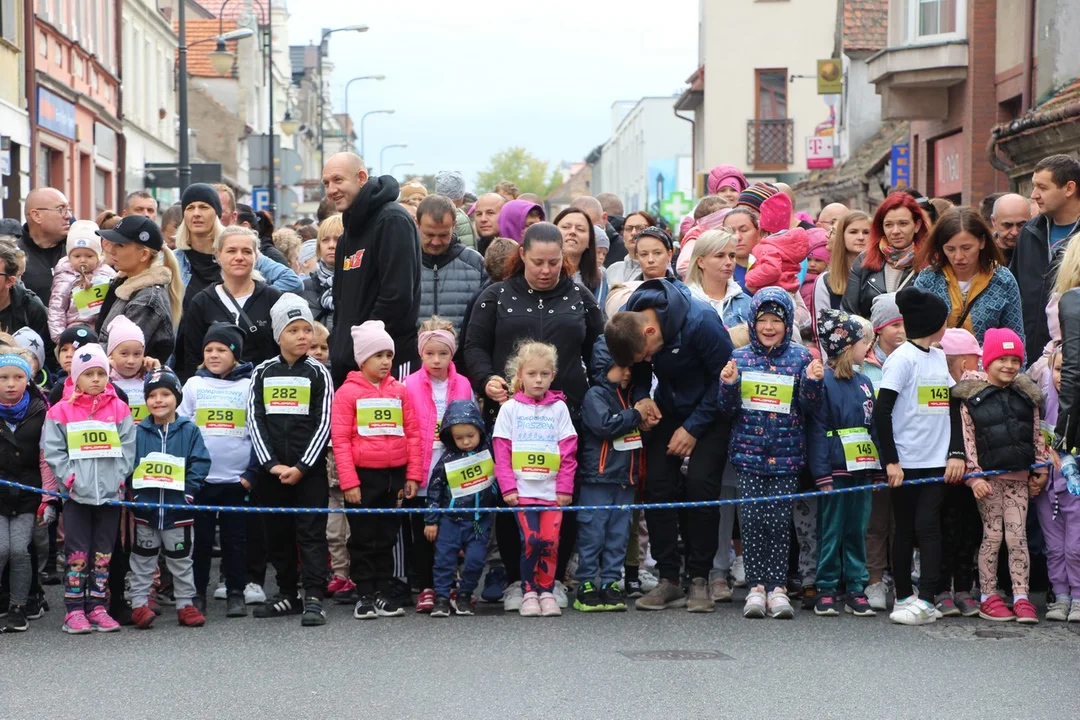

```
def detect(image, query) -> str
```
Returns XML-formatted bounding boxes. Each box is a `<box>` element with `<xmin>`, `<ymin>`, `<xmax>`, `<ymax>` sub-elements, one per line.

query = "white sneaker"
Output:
<box><xmin>743</xmin><ymin>588</ymin><xmax>767</xmax><ymax>618</ymax></box>
<box><xmin>503</xmin><ymin>581</ymin><xmax>524</xmax><ymax>612</ymax></box>
<box><xmin>767</xmin><ymin>589</ymin><xmax>795</xmax><ymax>619</ymax></box>
<box><xmin>890</xmin><ymin>594</ymin><xmax>936</xmax><ymax>625</ymax></box>
<box><xmin>213</xmin><ymin>583</ymin><xmax>228</xmax><ymax>600</ymax></box>
<box><xmin>552</xmin><ymin>580</ymin><xmax>569</xmax><ymax>609</ymax></box>
<box><xmin>639</xmin><ymin>568</ymin><xmax>660</xmax><ymax>592</ymax></box>
<box><xmin>731</xmin><ymin>556</ymin><xmax>746</xmax><ymax>588</ymax></box>
<box><xmin>865</xmin><ymin>581</ymin><xmax>889</xmax><ymax>611</ymax></box>
<box><xmin>244</xmin><ymin>583</ymin><xmax>266</xmax><ymax>605</ymax></box>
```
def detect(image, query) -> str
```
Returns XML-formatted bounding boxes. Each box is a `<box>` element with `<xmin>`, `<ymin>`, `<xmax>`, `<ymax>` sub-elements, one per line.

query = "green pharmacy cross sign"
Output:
<box><xmin>659</xmin><ymin>191</ymin><xmax>694</xmax><ymax>223</ymax></box>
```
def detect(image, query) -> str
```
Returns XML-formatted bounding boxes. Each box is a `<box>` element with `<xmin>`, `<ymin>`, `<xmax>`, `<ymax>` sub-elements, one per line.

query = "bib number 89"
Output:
<box><xmin>373</xmin><ymin>409</ymin><xmax>393</xmax><ymax>421</ymax></box>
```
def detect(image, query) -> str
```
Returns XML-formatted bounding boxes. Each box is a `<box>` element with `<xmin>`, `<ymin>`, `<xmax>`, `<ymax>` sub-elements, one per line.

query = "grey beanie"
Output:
<box><xmin>594</xmin><ymin>225</ymin><xmax>610</xmax><ymax>251</ymax></box>
<box><xmin>435</xmin><ymin>170</ymin><xmax>466</xmax><ymax>202</ymax></box>
<box><xmin>270</xmin><ymin>293</ymin><xmax>314</xmax><ymax>342</ymax></box>
<box><xmin>871</xmin><ymin>292</ymin><xmax>903</xmax><ymax>332</ymax></box>
<box><xmin>12</xmin><ymin>327</ymin><xmax>46</xmax><ymax>370</ymax></box>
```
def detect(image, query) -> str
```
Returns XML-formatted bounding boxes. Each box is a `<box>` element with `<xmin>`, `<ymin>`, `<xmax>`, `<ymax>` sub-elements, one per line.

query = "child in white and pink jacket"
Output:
<box><xmin>47</xmin><ymin>220</ymin><xmax>116</xmax><ymax>343</ymax></box>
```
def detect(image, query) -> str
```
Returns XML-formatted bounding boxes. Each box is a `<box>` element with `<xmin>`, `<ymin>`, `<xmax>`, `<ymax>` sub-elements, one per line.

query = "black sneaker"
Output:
<box><xmin>333</xmin><ymin>588</ymin><xmax>358</xmax><ymax>605</ymax></box>
<box><xmin>226</xmin><ymin>593</ymin><xmax>247</xmax><ymax>618</ymax></box>
<box><xmin>192</xmin><ymin>595</ymin><xmax>207</xmax><ymax>614</ymax></box>
<box><xmin>600</xmin><ymin>582</ymin><xmax>628</xmax><ymax>611</ymax></box>
<box><xmin>374</xmin><ymin>594</ymin><xmax>405</xmax><ymax>617</ymax></box>
<box><xmin>845</xmin><ymin>592</ymin><xmax>877</xmax><ymax>617</ymax></box>
<box><xmin>3</xmin><ymin>605</ymin><xmax>28</xmax><ymax>632</ymax></box>
<box><xmin>110</xmin><ymin>602</ymin><xmax>134</xmax><ymax>626</ymax></box>
<box><xmin>387</xmin><ymin>578</ymin><xmax>413</xmax><ymax>607</ymax></box>
<box><xmin>353</xmin><ymin>596</ymin><xmax>377</xmax><ymax>620</ymax></box>
<box><xmin>24</xmin><ymin>594</ymin><xmax>47</xmax><ymax>620</ymax></box>
<box><xmin>626</xmin><ymin>579</ymin><xmax>644</xmax><ymax>599</ymax></box>
<box><xmin>301</xmin><ymin>597</ymin><xmax>327</xmax><ymax>627</ymax></box>
<box><xmin>814</xmin><ymin>592</ymin><xmax>839</xmax><ymax>616</ymax></box>
<box><xmin>801</xmin><ymin>585</ymin><xmax>818</xmax><ymax>611</ymax></box>
<box><xmin>253</xmin><ymin>594</ymin><xmax>303</xmax><ymax>618</ymax></box>
<box><xmin>40</xmin><ymin>570</ymin><xmax>62</xmax><ymax>586</ymax></box>
<box><xmin>573</xmin><ymin>582</ymin><xmax>602</xmax><ymax>612</ymax></box>
<box><xmin>452</xmin><ymin>592</ymin><xmax>475</xmax><ymax>616</ymax></box>
<box><xmin>430</xmin><ymin>596</ymin><xmax>451</xmax><ymax>618</ymax></box>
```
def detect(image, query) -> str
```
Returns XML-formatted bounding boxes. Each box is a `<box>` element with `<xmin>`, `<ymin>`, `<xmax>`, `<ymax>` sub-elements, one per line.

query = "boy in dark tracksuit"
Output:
<box><xmin>424</xmin><ymin>400</ymin><xmax>498</xmax><ymax>617</ymax></box>
<box><xmin>574</xmin><ymin>338</ymin><xmax>645</xmax><ymax>612</ymax></box>
<box><xmin>248</xmin><ymin>295</ymin><xmax>334</xmax><ymax>626</ymax></box>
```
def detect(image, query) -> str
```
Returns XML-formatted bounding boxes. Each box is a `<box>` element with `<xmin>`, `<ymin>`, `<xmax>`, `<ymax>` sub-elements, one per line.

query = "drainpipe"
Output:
<box><xmin>25</xmin><ymin>0</ymin><xmax>37</xmax><ymax>191</ymax></box>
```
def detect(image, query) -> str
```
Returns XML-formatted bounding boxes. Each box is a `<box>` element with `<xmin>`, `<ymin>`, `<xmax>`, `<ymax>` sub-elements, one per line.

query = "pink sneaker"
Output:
<box><xmin>978</xmin><ymin>595</ymin><xmax>1014</xmax><ymax>622</ymax></box>
<box><xmin>415</xmin><ymin>588</ymin><xmax>435</xmax><ymax>613</ymax></box>
<box><xmin>539</xmin><ymin>592</ymin><xmax>562</xmax><ymax>617</ymax></box>
<box><xmin>87</xmin><ymin>606</ymin><xmax>121</xmax><ymax>633</ymax></box>
<box><xmin>62</xmin><ymin>610</ymin><xmax>92</xmax><ymax>635</ymax></box>
<box><xmin>1013</xmin><ymin>598</ymin><xmax>1038</xmax><ymax>625</ymax></box>
<box><xmin>519</xmin><ymin>592</ymin><xmax>541</xmax><ymax>617</ymax></box>
<box><xmin>326</xmin><ymin>575</ymin><xmax>355</xmax><ymax>596</ymax></box>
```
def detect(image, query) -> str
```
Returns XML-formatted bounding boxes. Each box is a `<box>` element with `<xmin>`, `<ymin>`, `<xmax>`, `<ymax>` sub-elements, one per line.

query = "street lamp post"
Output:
<box><xmin>360</xmin><ymin>109</ymin><xmax>394</xmax><ymax>162</ymax></box>
<box><xmin>343</xmin><ymin>75</ymin><xmax>386</xmax><ymax>153</ymax></box>
<box><xmin>317</xmin><ymin>25</ymin><xmax>369</xmax><ymax>170</ymax></box>
<box><xmin>378</xmin><ymin>143</ymin><xmax>407</xmax><ymax>176</ymax></box>
<box><xmin>389</xmin><ymin>162</ymin><xmax>414</xmax><ymax>178</ymax></box>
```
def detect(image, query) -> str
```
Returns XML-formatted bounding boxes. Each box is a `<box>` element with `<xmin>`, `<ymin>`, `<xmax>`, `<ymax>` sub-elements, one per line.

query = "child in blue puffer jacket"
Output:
<box><xmin>720</xmin><ymin>286</ymin><xmax>823</xmax><ymax>620</ymax></box>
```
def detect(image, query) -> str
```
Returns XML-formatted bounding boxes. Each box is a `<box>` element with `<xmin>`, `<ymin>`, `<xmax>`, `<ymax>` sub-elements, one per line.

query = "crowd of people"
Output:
<box><xmin>1</xmin><ymin>150</ymin><xmax>1079</xmax><ymax>633</ymax></box>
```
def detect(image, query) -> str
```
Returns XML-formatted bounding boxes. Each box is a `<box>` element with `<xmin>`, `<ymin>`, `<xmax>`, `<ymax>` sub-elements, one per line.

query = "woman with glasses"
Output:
<box><xmin>606</xmin><ymin>211</ymin><xmax>657</xmax><ymax>285</ymax></box>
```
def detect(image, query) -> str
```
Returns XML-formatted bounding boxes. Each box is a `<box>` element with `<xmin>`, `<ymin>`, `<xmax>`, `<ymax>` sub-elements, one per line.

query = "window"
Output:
<box><xmin>39</xmin><ymin>31</ymin><xmax>46</xmax><ymax>56</ymax></box>
<box><xmin>95</xmin><ymin>168</ymin><xmax>108</xmax><ymax>215</ymax></box>
<box><xmin>908</xmin><ymin>0</ymin><xmax>965</xmax><ymax>42</ymax></box>
<box><xmin>750</xmin><ymin>69</ymin><xmax>794</xmax><ymax>169</ymax></box>
<box><xmin>1</xmin><ymin>0</ymin><xmax>16</xmax><ymax>44</ymax></box>
<box><xmin>55</xmin><ymin>43</ymin><xmax>62</xmax><ymax>68</ymax></box>
<box><xmin>756</xmin><ymin>69</ymin><xmax>787</xmax><ymax>120</ymax></box>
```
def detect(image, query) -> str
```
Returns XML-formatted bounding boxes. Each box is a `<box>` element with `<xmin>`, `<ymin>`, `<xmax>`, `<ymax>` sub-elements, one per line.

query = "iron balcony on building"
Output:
<box><xmin>747</xmin><ymin>119</ymin><xmax>794</xmax><ymax>169</ymax></box>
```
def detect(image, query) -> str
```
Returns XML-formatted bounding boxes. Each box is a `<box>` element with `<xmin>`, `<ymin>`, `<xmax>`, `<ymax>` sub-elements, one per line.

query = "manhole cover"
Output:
<box><xmin>620</xmin><ymin>650</ymin><xmax>731</xmax><ymax>661</ymax></box>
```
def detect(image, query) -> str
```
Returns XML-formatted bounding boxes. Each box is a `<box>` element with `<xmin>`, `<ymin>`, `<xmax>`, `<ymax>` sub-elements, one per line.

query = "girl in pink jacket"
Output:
<box><xmin>493</xmin><ymin>341</ymin><xmax>578</xmax><ymax>618</ymax></box>
<box><xmin>403</xmin><ymin>317</ymin><xmax>474</xmax><ymax>612</ymax></box>
<box><xmin>46</xmin><ymin>221</ymin><xmax>117</xmax><ymax>343</ymax></box>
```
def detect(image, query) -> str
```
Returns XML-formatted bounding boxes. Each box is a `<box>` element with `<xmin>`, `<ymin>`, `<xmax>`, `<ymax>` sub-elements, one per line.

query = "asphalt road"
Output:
<box><xmin>3</xmin><ymin>577</ymin><xmax>1079</xmax><ymax>719</ymax></box>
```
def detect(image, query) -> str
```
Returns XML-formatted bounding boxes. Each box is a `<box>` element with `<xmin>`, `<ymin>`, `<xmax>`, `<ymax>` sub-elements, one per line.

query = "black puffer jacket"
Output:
<box><xmin>953</xmin><ymin>372</ymin><xmax>1041</xmax><ymax>471</ymax></box>
<box><xmin>0</xmin><ymin>283</ymin><xmax>54</xmax><ymax>370</ymax></box>
<box><xmin>420</xmin><ymin>236</ymin><xmax>487</xmax><ymax>331</ymax></box>
<box><xmin>841</xmin><ymin>252</ymin><xmax>915</xmax><ymax>319</ymax></box>
<box><xmin>177</xmin><ymin>281</ymin><xmax>282</xmax><ymax>382</ymax></box>
<box><xmin>0</xmin><ymin>385</ymin><xmax>49</xmax><ymax>516</ymax></box>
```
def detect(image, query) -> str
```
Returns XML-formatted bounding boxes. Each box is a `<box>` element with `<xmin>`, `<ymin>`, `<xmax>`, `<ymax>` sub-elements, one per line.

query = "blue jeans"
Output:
<box><xmin>575</xmin><ymin>484</ymin><xmax>636</xmax><ymax>586</ymax></box>
<box><xmin>432</xmin><ymin>515</ymin><xmax>492</xmax><ymax>598</ymax></box>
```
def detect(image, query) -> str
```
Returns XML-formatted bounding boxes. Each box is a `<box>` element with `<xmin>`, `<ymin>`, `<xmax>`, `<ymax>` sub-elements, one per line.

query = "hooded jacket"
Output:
<box><xmin>18</xmin><ymin>226</ymin><xmax>66</xmax><ymax>305</ymax></box>
<box><xmin>177</xmin><ymin>281</ymin><xmax>283</xmax><ymax>382</ymax></box>
<box><xmin>688</xmin><ymin>279</ymin><xmax>752</xmax><ymax>329</ymax></box>
<box><xmin>419</xmin><ymin>236</ymin><xmax>487</xmax><ymax>331</ymax></box>
<box><xmin>96</xmin><ymin>264</ymin><xmax>176</xmax><ymax>364</ymax></box>
<box><xmin>497</xmin><ymin>200</ymin><xmax>543</xmax><ymax>242</ymax></box>
<box><xmin>178</xmin><ymin>362</ymin><xmax>261</xmax><ymax>485</ymax></box>
<box><xmin>954</xmin><ymin>371</ymin><xmax>1046</xmax><ymax>475</ymax></box>
<box><xmin>0</xmin><ymin>385</ymin><xmax>56</xmax><ymax>516</ymax></box>
<box><xmin>42</xmin><ymin>383</ymin><xmax>137</xmax><ymax>505</ymax></box>
<box><xmin>745</xmin><ymin>228</ymin><xmax>809</xmax><ymax>294</ymax></box>
<box><xmin>625</xmin><ymin>279</ymin><xmax>733</xmax><ymax>438</ymax></box>
<box><xmin>424</xmin><ymin>399</ymin><xmax>499</xmax><ymax>523</ymax></box>
<box><xmin>579</xmin><ymin>337</ymin><xmax>643</xmax><ymax>486</ymax></box>
<box><xmin>807</xmin><ymin>367</ymin><xmax>884</xmax><ymax>486</ymax></box>
<box><xmin>329</xmin><ymin>175</ymin><xmax>422</xmax><ymax>387</ymax></box>
<box><xmin>0</xmin><ymin>283</ymin><xmax>54</xmax><ymax>369</ymax></box>
<box><xmin>130</xmin><ymin>415</ymin><xmax>211</xmax><ymax>530</ymax></box>
<box><xmin>721</xmin><ymin>287</ymin><xmax>822</xmax><ymax>475</ymax></box>
<box><xmin>47</xmin><ymin>257</ymin><xmax>117</xmax><ymax>343</ymax></box>
<box><xmin>1011</xmin><ymin>213</ymin><xmax>1080</xmax><ymax>362</ymax></box>
<box><xmin>405</xmin><ymin>362</ymin><xmax>474</xmax><ymax>484</ymax></box>
<box><xmin>331</xmin><ymin>370</ymin><xmax>422</xmax><ymax>489</ymax></box>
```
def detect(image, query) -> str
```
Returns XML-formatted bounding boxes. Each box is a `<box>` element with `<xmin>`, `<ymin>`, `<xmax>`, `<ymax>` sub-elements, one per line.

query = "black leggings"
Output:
<box><xmin>891</xmin><ymin>468</ymin><xmax>946</xmax><ymax>603</ymax></box>
<box><xmin>937</xmin><ymin>483</ymin><xmax>979</xmax><ymax>595</ymax></box>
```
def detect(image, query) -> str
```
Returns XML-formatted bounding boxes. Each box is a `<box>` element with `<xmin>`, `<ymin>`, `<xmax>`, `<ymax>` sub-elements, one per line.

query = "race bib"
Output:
<box><xmin>126</xmin><ymin>386</ymin><xmax>148</xmax><ymax>424</ymax></box>
<box><xmin>832</xmin><ymin>428</ymin><xmax>880</xmax><ymax>472</ymax></box>
<box><xmin>613</xmin><ymin>431</ymin><xmax>642</xmax><ymax>451</ymax></box>
<box><xmin>356</xmin><ymin>398</ymin><xmax>403</xmax><ymax>437</ymax></box>
<box><xmin>67</xmin><ymin>420</ymin><xmax>122</xmax><ymax>459</ymax></box>
<box><xmin>740</xmin><ymin>371</ymin><xmax>795</xmax><ymax>414</ymax></box>
<box><xmin>195</xmin><ymin>407</ymin><xmax>248</xmax><ymax>437</ymax></box>
<box><xmin>511</xmin><ymin>441</ymin><xmax>560</xmax><ymax>501</ymax></box>
<box><xmin>916</xmin><ymin>376</ymin><xmax>950</xmax><ymax>415</ymax></box>
<box><xmin>1041</xmin><ymin>421</ymin><xmax>1055</xmax><ymax>450</ymax></box>
<box><xmin>72</xmin><ymin>283</ymin><xmax>110</xmax><ymax>320</ymax></box>
<box><xmin>132</xmin><ymin>452</ymin><xmax>186</xmax><ymax>492</ymax></box>
<box><xmin>263</xmin><ymin>376</ymin><xmax>311</xmax><ymax>415</ymax></box>
<box><xmin>445</xmin><ymin>450</ymin><xmax>495</xmax><ymax>499</ymax></box>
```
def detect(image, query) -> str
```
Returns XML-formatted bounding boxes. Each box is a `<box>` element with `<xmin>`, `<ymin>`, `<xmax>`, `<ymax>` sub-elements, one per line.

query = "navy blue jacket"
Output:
<box><xmin>424</xmin><ymin>399</ymin><xmax>499</xmax><ymax>524</ymax></box>
<box><xmin>626</xmin><ymin>279</ymin><xmax>733</xmax><ymax>437</ymax></box>
<box><xmin>807</xmin><ymin>367</ymin><xmax>885</xmax><ymax>486</ymax></box>
<box><xmin>580</xmin><ymin>337</ymin><xmax>643</xmax><ymax>486</ymax></box>
<box><xmin>130</xmin><ymin>415</ymin><xmax>211</xmax><ymax>530</ymax></box>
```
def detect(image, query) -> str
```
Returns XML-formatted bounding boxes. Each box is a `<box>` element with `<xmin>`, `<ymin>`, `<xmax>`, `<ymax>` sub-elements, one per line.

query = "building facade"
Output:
<box><xmin>0</xmin><ymin>0</ymin><xmax>30</xmax><ymax>219</ymax></box>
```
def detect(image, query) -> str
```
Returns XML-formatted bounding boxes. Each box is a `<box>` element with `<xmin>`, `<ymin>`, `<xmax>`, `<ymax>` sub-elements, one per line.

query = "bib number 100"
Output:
<box><xmin>82</xmin><ymin>430</ymin><xmax>111</xmax><ymax>443</ymax></box>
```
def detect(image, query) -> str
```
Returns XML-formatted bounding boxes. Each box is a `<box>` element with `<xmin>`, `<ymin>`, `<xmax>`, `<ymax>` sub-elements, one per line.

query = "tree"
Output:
<box><xmin>476</xmin><ymin>147</ymin><xmax>563</xmax><ymax>198</ymax></box>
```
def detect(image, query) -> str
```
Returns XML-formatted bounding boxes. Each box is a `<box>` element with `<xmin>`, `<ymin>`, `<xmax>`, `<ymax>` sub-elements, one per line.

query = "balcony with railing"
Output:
<box><xmin>746</xmin><ymin>119</ymin><xmax>794</xmax><ymax>169</ymax></box>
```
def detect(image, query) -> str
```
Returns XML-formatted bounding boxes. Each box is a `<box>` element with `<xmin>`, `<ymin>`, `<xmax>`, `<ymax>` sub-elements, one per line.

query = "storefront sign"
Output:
<box><xmin>817</xmin><ymin>59</ymin><xmax>842</xmax><ymax>95</ymax></box>
<box><xmin>37</xmin><ymin>88</ymin><xmax>76</xmax><ymax>140</ymax></box>
<box><xmin>806</xmin><ymin>136</ymin><xmax>834</xmax><ymax>170</ymax></box>
<box><xmin>890</xmin><ymin>143</ymin><xmax>910</xmax><ymax>187</ymax></box>
<box><xmin>934</xmin><ymin>133</ymin><xmax>964</xmax><ymax>198</ymax></box>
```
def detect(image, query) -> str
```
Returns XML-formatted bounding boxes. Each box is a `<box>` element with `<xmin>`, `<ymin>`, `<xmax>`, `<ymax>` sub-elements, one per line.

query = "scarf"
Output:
<box><xmin>315</xmin><ymin>260</ymin><xmax>334</xmax><ymax>311</ymax></box>
<box><xmin>879</xmin><ymin>238</ymin><xmax>915</xmax><ymax>269</ymax></box>
<box><xmin>0</xmin><ymin>390</ymin><xmax>31</xmax><ymax>425</ymax></box>
<box><xmin>942</xmin><ymin>264</ymin><xmax>993</xmax><ymax>334</ymax></box>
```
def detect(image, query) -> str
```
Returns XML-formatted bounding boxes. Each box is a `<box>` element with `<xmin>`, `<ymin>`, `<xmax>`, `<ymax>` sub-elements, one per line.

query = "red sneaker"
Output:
<box><xmin>1013</xmin><ymin>598</ymin><xmax>1038</xmax><ymax>624</ymax></box>
<box><xmin>326</xmin><ymin>575</ymin><xmax>355</xmax><ymax>596</ymax></box>
<box><xmin>978</xmin><ymin>594</ymin><xmax>1014</xmax><ymax>622</ymax></box>
<box><xmin>177</xmin><ymin>605</ymin><xmax>206</xmax><ymax>627</ymax></box>
<box><xmin>415</xmin><ymin>588</ymin><xmax>436</xmax><ymax>613</ymax></box>
<box><xmin>131</xmin><ymin>606</ymin><xmax>156</xmax><ymax>630</ymax></box>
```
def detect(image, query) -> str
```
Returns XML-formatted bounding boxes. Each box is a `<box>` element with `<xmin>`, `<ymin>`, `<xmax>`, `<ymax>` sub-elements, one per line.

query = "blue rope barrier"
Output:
<box><xmin>0</xmin><ymin>463</ymin><xmax>1050</xmax><ymax>515</ymax></box>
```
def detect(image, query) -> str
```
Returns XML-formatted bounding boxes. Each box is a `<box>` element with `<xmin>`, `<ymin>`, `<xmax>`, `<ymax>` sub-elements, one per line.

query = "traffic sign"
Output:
<box><xmin>806</xmin><ymin>136</ymin><xmax>834</xmax><ymax>170</ymax></box>
<box><xmin>890</xmin><ymin>143</ymin><xmax>910</xmax><ymax>187</ymax></box>
<box><xmin>252</xmin><ymin>188</ymin><xmax>270</xmax><ymax>213</ymax></box>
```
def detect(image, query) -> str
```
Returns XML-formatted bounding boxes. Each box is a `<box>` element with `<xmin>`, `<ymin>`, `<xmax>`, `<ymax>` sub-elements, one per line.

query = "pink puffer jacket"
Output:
<box><xmin>47</xmin><ymin>257</ymin><xmax>117</xmax><ymax>342</ymax></box>
<box><xmin>404</xmin><ymin>363</ymin><xmax>474</xmax><ymax>485</ymax></box>
<box><xmin>331</xmin><ymin>371</ymin><xmax>421</xmax><ymax>490</ymax></box>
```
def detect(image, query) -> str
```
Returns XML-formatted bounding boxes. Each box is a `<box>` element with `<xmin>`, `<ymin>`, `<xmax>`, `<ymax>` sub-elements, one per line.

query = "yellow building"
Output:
<box><xmin>0</xmin><ymin>0</ymin><xmax>31</xmax><ymax>219</ymax></box>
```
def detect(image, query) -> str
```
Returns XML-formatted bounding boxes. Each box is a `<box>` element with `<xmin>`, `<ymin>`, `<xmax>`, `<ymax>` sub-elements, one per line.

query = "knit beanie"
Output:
<box><xmin>816</xmin><ymin>309</ymin><xmax>865</xmax><ymax>360</ymax></box>
<box><xmin>707</xmin><ymin>164</ymin><xmax>749</xmax><ymax>195</ymax></box>
<box><xmin>870</xmin><ymin>293</ymin><xmax>902</xmax><ymax>332</ymax></box>
<box><xmin>66</xmin><ymin>220</ymin><xmax>103</xmax><ymax>257</ymax></box>
<box><xmin>299</xmin><ymin>239</ymin><xmax>318</xmax><ymax>265</ymax></box>
<box><xmin>807</xmin><ymin>228</ymin><xmax>830</xmax><ymax>262</ymax></box>
<box><xmin>759</xmin><ymin>192</ymin><xmax>793</xmax><ymax>234</ymax></box>
<box><xmin>895</xmin><ymin>286</ymin><xmax>948</xmax><ymax>339</ymax></box>
<box><xmin>940</xmin><ymin>328</ymin><xmax>982</xmax><ymax>357</ymax></box>
<box><xmin>70</xmin><ymin>343</ymin><xmax>110</xmax><ymax>386</ymax></box>
<box><xmin>56</xmin><ymin>324</ymin><xmax>98</xmax><ymax>355</ymax></box>
<box><xmin>435</xmin><ymin>171</ymin><xmax>466</xmax><ymax>202</ymax></box>
<box><xmin>736</xmin><ymin>182</ymin><xmax>779</xmax><ymax>213</ymax></box>
<box><xmin>981</xmin><ymin>328</ymin><xmax>1024</xmax><ymax>369</ymax></box>
<box><xmin>0</xmin><ymin>353</ymin><xmax>32</xmax><ymax>379</ymax></box>
<box><xmin>594</xmin><ymin>225</ymin><xmax>610</xmax><ymax>250</ymax></box>
<box><xmin>400</xmin><ymin>181</ymin><xmax>428</xmax><ymax>203</ymax></box>
<box><xmin>12</xmin><ymin>327</ymin><xmax>45</xmax><ymax>370</ymax></box>
<box><xmin>144</xmin><ymin>367</ymin><xmax>183</xmax><ymax>406</ymax></box>
<box><xmin>270</xmin><ymin>294</ymin><xmax>314</xmax><ymax>342</ymax></box>
<box><xmin>181</xmin><ymin>183</ymin><xmax>223</xmax><ymax>218</ymax></box>
<box><xmin>351</xmin><ymin>320</ymin><xmax>395</xmax><ymax>369</ymax></box>
<box><xmin>106</xmin><ymin>315</ymin><xmax>146</xmax><ymax>356</ymax></box>
<box><xmin>203</xmin><ymin>321</ymin><xmax>245</xmax><ymax>359</ymax></box>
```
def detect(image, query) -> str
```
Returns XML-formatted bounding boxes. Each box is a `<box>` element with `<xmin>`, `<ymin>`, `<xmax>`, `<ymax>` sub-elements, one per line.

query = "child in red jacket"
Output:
<box><xmin>331</xmin><ymin>320</ymin><xmax>421</xmax><ymax>620</ymax></box>
<box><xmin>745</xmin><ymin>192</ymin><xmax>809</xmax><ymax>294</ymax></box>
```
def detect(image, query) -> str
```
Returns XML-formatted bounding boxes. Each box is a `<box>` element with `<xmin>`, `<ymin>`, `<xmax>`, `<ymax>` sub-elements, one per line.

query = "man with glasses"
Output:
<box><xmin>816</xmin><ymin>202</ymin><xmax>849</xmax><ymax>239</ymax></box>
<box><xmin>20</xmin><ymin>188</ymin><xmax>71</xmax><ymax>302</ymax></box>
<box><xmin>990</xmin><ymin>193</ymin><xmax>1032</xmax><ymax>265</ymax></box>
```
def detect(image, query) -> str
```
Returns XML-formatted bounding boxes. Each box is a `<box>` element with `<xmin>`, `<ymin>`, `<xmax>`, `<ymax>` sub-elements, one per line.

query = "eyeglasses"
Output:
<box><xmin>624</xmin><ymin>223</ymin><xmax>650</xmax><ymax>235</ymax></box>
<box><xmin>38</xmin><ymin>205</ymin><xmax>72</xmax><ymax>217</ymax></box>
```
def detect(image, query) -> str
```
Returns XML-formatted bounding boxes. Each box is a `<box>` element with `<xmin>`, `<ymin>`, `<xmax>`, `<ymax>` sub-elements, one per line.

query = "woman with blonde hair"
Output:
<box><xmin>302</xmin><ymin>214</ymin><xmax>342</xmax><ymax>330</ymax></box>
<box><xmin>271</xmin><ymin>227</ymin><xmax>303</xmax><ymax>272</ymax></box>
<box><xmin>685</xmin><ymin>229</ymin><xmax>751</xmax><ymax>328</ymax></box>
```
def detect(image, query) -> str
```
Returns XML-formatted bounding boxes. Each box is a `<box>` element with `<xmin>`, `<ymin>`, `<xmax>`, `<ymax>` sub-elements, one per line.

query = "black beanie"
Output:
<box><xmin>896</xmin><ymin>286</ymin><xmax>948</xmax><ymax>339</ymax></box>
<box><xmin>144</xmin><ymin>366</ymin><xmax>183</xmax><ymax>406</ymax></box>
<box><xmin>57</xmin><ymin>324</ymin><xmax>98</xmax><ymax>352</ymax></box>
<box><xmin>181</xmin><ymin>183</ymin><xmax>223</xmax><ymax>218</ymax></box>
<box><xmin>203</xmin><ymin>321</ymin><xmax>245</xmax><ymax>359</ymax></box>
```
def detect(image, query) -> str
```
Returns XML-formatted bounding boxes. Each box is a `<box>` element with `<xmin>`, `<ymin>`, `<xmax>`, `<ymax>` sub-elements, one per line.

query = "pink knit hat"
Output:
<box><xmin>351</xmin><ymin>321</ymin><xmax>395</xmax><ymax>369</ymax></box>
<box><xmin>707</xmin><ymin>164</ymin><xmax>749</xmax><ymax>195</ymax></box>
<box><xmin>982</xmin><ymin>327</ymin><xmax>1023</xmax><ymax>369</ymax></box>
<box><xmin>106</xmin><ymin>315</ymin><xmax>146</xmax><ymax>356</ymax></box>
<box><xmin>70</xmin><ymin>343</ymin><xmax>110</xmax><ymax>386</ymax></box>
<box><xmin>807</xmin><ymin>228</ymin><xmax>830</xmax><ymax>262</ymax></box>
<box><xmin>759</xmin><ymin>192</ymin><xmax>793</xmax><ymax>234</ymax></box>
<box><xmin>939</xmin><ymin>328</ymin><xmax>982</xmax><ymax>357</ymax></box>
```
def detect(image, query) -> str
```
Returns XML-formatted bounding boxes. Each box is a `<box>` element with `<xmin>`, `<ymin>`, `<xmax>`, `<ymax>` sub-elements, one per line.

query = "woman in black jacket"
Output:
<box><xmin>177</xmin><ymin>227</ymin><xmax>282</xmax><ymax>381</ymax></box>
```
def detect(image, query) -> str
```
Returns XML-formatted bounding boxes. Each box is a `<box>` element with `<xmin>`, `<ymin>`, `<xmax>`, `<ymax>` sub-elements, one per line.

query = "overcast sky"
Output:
<box><xmin>285</xmin><ymin>0</ymin><xmax>698</xmax><ymax>188</ymax></box>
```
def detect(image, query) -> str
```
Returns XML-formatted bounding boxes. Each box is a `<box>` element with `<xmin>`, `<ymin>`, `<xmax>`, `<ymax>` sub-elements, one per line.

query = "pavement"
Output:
<box><xmin>3</xmin><ymin>577</ymin><xmax>1079</xmax><ymax>719</ymax></box>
